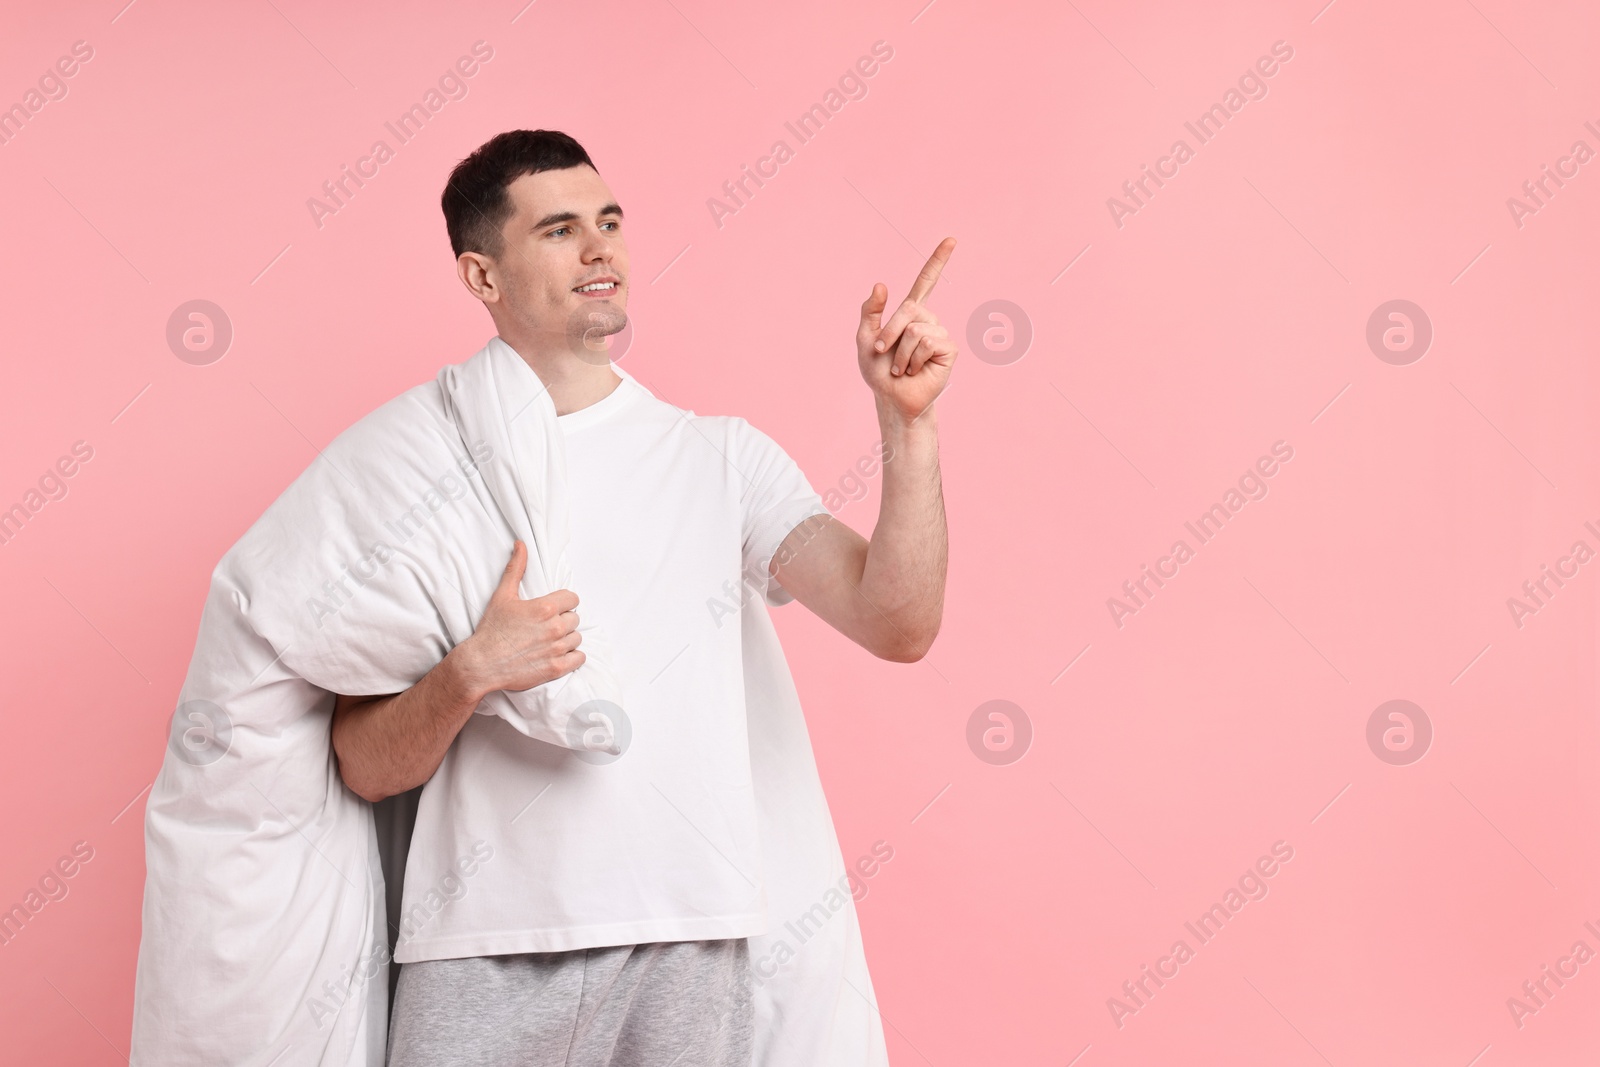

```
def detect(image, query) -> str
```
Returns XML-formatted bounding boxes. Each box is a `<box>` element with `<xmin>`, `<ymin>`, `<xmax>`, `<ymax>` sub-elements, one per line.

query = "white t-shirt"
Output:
<box><xmin>394</xmin><ymin>363</ymin><xmax>834</xmax><ymax>960</ymax></box>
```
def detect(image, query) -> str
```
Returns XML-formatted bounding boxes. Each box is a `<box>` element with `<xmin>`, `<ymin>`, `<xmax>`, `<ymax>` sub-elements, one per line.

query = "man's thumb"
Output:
<box><xmin>496</xmin><ymin>540</ymin><xmax>527</xmax><ymax>600</ymax></box>
<box><xmin>860</xmin><ymin>282</ymin><xmax>886</xmax><ymax>330</ymax></box>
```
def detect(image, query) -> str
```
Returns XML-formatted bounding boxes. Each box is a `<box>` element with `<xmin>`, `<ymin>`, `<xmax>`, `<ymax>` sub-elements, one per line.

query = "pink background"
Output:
<box><xmin>2</xmin><ymin>0</ymin><xmax>1597</xmax><ymax>1062</ymax></box>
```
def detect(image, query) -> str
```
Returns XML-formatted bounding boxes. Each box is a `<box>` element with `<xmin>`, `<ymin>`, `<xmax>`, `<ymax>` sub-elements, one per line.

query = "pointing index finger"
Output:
<box><xmin>905</xmin><ymin>237</ymin><xmax>956</xmax><ymax>304</ymax></box>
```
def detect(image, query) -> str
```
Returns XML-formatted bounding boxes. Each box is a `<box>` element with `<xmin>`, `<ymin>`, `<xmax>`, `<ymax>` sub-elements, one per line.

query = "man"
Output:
<box><xmin>131</xmin><ymin>125</ymin><xmax>949</xmax><ymax>1065</ymax></box>
<box><xmin>329</xmin><ymin>129</ymin><xmax>952</xmax><ymax>1065</ymax></box>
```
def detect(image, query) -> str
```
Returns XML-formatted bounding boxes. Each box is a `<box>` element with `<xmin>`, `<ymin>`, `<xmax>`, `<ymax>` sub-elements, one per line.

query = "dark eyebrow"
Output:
<box><xmin>532</xmin><ymin>203</ymin><xmax>625</xmax><ymax>230</ymax></box>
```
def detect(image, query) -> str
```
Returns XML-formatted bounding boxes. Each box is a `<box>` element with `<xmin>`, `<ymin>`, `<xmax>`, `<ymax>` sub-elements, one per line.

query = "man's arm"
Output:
<box><xmin>769</xmin><ymin>238</ymin><xmax>957</xmax><ymax>664</ymax></box>
<box><xmin>331</xmin><ymin>540</ymin><xmax>584</xmax><ymax>802</ymax></box>
<box><xmin>769</xmin><ymin>403</ymin><xmax>945</xmax><ymax>663</ymax></box>
<box><xmin>331</xmin><ymin>656</ymin><xmax>483</xmax><ymax>803</ymax></box>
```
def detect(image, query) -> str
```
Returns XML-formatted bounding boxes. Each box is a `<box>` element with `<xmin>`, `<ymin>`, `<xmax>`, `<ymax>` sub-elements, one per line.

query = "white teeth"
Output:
<box><xmin>576</xmin><ymin>282</ymin><xmax>616</xmax><ymax>292</ymax></box>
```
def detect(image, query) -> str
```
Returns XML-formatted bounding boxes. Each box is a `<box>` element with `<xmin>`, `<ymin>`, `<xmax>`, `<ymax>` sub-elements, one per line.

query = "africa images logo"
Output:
<box><xmin>168</xmin><ymin>699</ymin><xmax>232</xmax><ymax>767</ymax></box>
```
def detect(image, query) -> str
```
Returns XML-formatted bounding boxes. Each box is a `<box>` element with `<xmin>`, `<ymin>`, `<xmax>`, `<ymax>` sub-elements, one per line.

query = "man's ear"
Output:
<box><xmin>457</xmin><ymin>252</ymin><xmax>497</xmax><ymax>303</ymax></box>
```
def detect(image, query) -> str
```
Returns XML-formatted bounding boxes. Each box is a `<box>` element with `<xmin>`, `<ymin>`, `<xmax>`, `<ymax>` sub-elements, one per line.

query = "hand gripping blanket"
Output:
<box><xmin>130</xmin><ymin>336</ymin><xmax>888</xmax><ymax>1066</ymax></box>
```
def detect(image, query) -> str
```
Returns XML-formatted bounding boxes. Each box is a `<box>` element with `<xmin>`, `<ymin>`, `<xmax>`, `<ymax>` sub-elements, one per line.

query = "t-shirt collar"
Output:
<box><xmin>556</xmin><ymin>362</ymin><xmax>642</xmax><ymax>432</ymax></box>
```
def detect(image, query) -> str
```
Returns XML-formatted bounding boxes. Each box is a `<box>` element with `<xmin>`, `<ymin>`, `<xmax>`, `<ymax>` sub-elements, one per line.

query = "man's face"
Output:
<box><xmin>472</xmin><ymin>165</ymin><xmax>628</xmax><ymax>358</ymax></box>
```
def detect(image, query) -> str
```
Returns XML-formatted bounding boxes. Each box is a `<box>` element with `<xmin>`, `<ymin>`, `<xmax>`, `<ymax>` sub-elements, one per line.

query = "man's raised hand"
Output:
<box><xmin>857</xmin><ymin>236</ymin><xmax>959</xmax><ymax>423</ymax></box>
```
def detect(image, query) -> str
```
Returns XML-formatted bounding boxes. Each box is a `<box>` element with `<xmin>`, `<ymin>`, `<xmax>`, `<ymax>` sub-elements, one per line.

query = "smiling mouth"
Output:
<box><xmin>574</xmin><ymin>281</ymin><xmax>618</xmax><ymax>294</ymax></box>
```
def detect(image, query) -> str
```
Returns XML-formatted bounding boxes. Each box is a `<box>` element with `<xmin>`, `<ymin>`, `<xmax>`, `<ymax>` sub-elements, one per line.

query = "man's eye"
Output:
<box><xmin>550</xmin><ymin>227</ymin><xmax>570</xmax><ymax>237</ymax></box>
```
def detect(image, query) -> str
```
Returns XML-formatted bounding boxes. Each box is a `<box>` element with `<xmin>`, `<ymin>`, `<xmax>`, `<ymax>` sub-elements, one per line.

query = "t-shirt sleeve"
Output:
<box><xmin>734</xmin><ymin>418</ymin><xmax>832</xmax><ymax>607</ymax></box>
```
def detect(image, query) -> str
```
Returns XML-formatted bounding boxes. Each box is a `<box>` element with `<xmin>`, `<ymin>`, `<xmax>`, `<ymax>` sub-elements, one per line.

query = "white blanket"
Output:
<box><xmin>130</xmin><ymin>337</ymin><xmax>886</xmax><ymax>1065</ymax></box>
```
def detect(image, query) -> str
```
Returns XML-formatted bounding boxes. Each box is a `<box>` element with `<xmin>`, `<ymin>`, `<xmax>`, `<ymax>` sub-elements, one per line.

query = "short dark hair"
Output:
<box><xmin>441</xmin><ymin>129</ymin><xmax>598</xmax><ymax>259</ymax></box>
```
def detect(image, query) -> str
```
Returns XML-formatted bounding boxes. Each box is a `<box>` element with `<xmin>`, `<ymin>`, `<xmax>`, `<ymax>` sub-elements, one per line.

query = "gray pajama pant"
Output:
<box><xmin>385</xmin><ymin>938</ymin><xmax>754</xmax><ymax>1067</ymax></box>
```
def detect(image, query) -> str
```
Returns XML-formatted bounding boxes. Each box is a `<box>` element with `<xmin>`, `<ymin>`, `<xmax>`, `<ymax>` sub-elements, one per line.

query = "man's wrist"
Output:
<box><xmin>876</xmin><ymin>395</ymin><xmax>940</xmax><ymax>440</ymax></box>
<box><xmin>440</xmin><ymin>641</ymin><xmax>489</xmax><ymax>709</ymax></box>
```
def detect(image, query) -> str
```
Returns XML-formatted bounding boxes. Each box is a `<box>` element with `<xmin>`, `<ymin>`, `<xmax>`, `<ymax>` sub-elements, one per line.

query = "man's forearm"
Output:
<box><xmin>331</xmin><ymin>647</ymin><xmax>484</xmax><ymax>803</ymax></box>
<box><xmin>858</xmin><ymin>398</ymin><xmax>947</xmax><ymax>659</ymax></box>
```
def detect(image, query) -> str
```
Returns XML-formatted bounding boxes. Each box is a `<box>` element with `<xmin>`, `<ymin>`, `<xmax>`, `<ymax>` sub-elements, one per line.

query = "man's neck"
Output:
<box><xmin>498</xmin><ymin>333</ymin><xmax>623</xmax><ymax>417</ymax></box>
